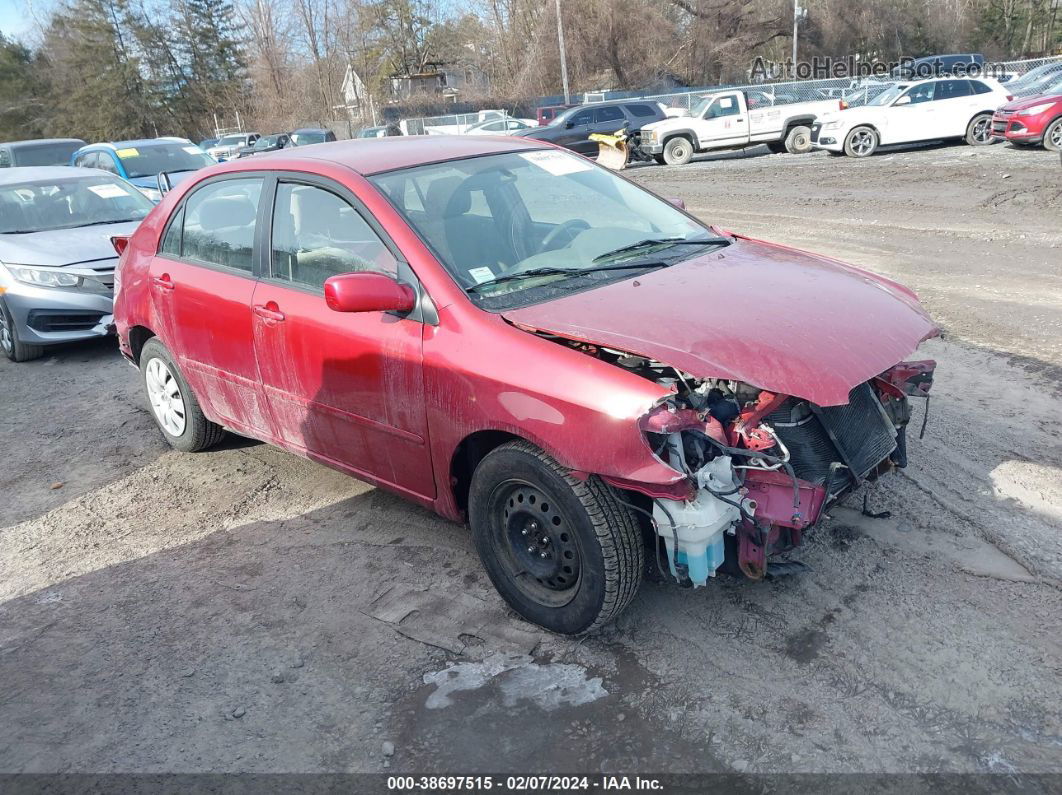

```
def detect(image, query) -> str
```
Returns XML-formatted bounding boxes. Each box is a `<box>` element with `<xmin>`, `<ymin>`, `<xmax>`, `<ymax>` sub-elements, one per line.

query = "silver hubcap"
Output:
<box><xmin>0</xmin><ymin>310</ymin><xmax>11</xmax><ymax>354</ymax></box>
<box><xmin>1051</xmin><ymin>123</ymin><xmax>1062</xmax><ymax>148</ymax></box>
<box><xmin>973</xmin><ymin>118</ymin><xmax>990</xmax><ymax>143</ymax></box>
<box><xmin>851</xmin><ymin>130</ymin><xmax>873</xmax><ymax>155</ymax></box>
<box><xmin>145</xmin><ymin>357</ymin><xmax>186</xmax><ymax>437</ymax></box>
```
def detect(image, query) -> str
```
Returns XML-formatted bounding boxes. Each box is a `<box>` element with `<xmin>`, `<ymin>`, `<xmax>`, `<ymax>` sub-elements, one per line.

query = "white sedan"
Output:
<box><xmin>812</xmin><ymin>77</ymin><xmax>1011</xmax><ymax>157</ymax></box>
<box><xmin>463</xmin><ymin>118</ymin><xmax>537</xmax><ymax>135</ymax></box>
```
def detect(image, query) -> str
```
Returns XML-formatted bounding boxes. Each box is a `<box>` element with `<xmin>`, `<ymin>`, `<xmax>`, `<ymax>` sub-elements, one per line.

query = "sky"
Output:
<box><xmin>0</xmin><ymin>0</ymin><xmax>51</xmax><ymax>41</ymax></box>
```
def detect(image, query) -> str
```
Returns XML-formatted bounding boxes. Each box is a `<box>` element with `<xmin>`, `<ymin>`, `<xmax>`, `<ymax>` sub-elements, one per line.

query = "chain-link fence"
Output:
<box><xmin>400</xmin><ymin>55</ymin><xmax>1062</xmax><ymax>132</ymax></box>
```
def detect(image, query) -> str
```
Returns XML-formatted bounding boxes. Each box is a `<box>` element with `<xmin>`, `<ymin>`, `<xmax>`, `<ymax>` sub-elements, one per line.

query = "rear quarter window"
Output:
<box><xmin>626</xmin><ymin>104</ymin><xmax>659</xmax><ymax>118</ymax></box>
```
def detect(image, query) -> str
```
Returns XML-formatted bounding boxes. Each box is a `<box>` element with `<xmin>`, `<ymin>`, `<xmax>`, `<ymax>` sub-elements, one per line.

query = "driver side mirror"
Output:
<box><xmin>894</xmin><ymin>95</ymin><xmax>912</xmax><ymax>106</ymax></box>
<box><xmin>324</xmin><ymin>272</ymin><xmax>415</xmax><ymax>314</ymax></box>
<box><xmin>565</xmin><ymin>120</ymin><xmax>575</xmax><ymax>129</ymax></box>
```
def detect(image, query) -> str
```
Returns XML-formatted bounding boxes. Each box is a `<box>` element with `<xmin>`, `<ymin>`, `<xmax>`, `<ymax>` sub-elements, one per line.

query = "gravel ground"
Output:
<box><xmin>1</xmin><ymin>141</ymin><xmax>1060</xmax><ymax>777</ymax></box>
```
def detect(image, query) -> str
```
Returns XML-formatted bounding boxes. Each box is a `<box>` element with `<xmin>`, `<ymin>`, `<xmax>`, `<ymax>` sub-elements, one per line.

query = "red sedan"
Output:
<box><xmin>113</xmin><ymin>137</ymin><xmax>937</xmax><ymax>634</ymax></box>
<box><xmin>991</xmin><ymin>93</ymin><xmax>1062</xmax><ymax>150</ymax></box>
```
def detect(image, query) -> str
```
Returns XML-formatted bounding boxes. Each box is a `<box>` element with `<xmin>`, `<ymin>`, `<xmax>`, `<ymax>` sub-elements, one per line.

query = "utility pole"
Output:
<box><xmin>555</xmin><ymin>0</ymin><xmax>570</xmax><ymax>104</ymax></box>
<box><xmin>792</xmin><ymin>0</ymin><xmax>799</xmax><ymax>67</ymax></box>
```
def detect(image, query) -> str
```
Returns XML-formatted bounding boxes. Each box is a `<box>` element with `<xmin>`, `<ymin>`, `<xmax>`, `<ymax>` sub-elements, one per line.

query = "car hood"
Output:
<box><xmin>643</xmin><ymin>117</ymin><xmax>698</xmax><ymax>133</ymax></box>
<box><xmin>502</xmin><ymin>236</ymin><xmax>938</xmax><ymax>407</ymax></box>
<box><xmin>0</xmin><ymin>220</ymin><xmax>141</xmax><ymax>267</ymax></box>
<box><xmin>999</xmin><ymin>93</ymin><xmax>1062</xmax><ymax>112</ymax></box>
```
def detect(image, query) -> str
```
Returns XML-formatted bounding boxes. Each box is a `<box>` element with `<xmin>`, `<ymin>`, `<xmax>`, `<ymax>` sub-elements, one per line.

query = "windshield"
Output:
<box><xmin>0</xmin><ymin>175</ymin><xmax>154</xmax><ymax>234</ymax></box>
<box><xmin>115</xmin><ymin>143</ymin><xmax>215</xmax><ymax>178</ymax></box>
<box><xmin>218</xmin><ymin>135</ymin><xmax>246</xmax><ymax>146</ymax></box>
<box><xmin>369</xmin><ymin>149</ymin><xmax>724</xmax><ymax>308</ymax></box>
<box><xmin>11</xmin><ymin>142</ymin><xmax>82</xmax><ymax>167</ymax></box>
<box><xmin>293</xmin><ymin>131</ymin><xmax>326</xmax><ymax>145</ymax></box>
<box><xmin>254</xmin><ymin>136</ymin><xmax>278</xmax><ymax>149</ymax></box>
<box><xmin>868</xmin><ymin>85</ymin><xmax>908</xmax><ymax>106</ymax></box>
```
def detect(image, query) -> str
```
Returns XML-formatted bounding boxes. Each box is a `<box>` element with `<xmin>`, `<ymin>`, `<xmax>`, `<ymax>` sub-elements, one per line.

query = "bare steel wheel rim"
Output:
<box><xmin>1051</xmin><ymin>123</ymin><xmax>1062</xmax><ymax>148</ymax></box>
<box><xmin>850</xmin><ymin>129</ymin><xmax>873</xmax><ymax>155</ymax></box>
<box><xmin>973</xmin><ymin>117</ymin><xmax>991</xmax><ymax>143</ymax></box>
<box><xmin>145</xmin><ymin>357</ymin><xmax>187</xmax><ymax>437</ymax></box>
<box><xmin>489</xmin><ymin>479</ymin><xmax>582</xmax><ymax>608</ymax></box>
<box><xmin>0</xmin><ymin>309</ymin><xmax>12</xmax><ymax>354</ymax></box>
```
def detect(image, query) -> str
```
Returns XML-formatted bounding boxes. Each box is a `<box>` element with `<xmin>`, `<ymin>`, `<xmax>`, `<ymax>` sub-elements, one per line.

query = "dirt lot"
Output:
<box><xmin>2</xmin><ymin>142</ymin><xmax>1061</xmax><ymax>777</ymax></box>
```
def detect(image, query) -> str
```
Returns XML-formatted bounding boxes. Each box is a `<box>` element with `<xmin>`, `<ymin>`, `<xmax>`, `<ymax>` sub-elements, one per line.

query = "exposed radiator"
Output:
<box><xmin>766</xmin><ymin>382</ymin><xmax>897</xmax><ymax>491</ymax></box>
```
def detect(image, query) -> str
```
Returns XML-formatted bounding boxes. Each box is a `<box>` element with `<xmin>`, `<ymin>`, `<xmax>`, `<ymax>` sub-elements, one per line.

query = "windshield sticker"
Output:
<box><xmin>87</xmin><ymin>183</ymin><xmax>128</xmax><ymax>199</ymax></box>
<box><xmin>115</xmin><ymin>148</ymin><xmax>139</xmax><ymax>158</ymax></box>
<box><xmin>183</xmin><ymin>146</ymin><xmax>202</xmax><ymax>154</ymax></box>
<box><xmin>719</xmin><ymin>97</ymin><xmax>734</xmax><ymax>109</ymax></box>
<box><xmin>518</xmin><ymin>150</ymin><xmax>593</xmax><ymax>176</ymax></box>
<box><xmin>468</xmin><ymin>267</ymin><xmax>495</xmax><ymax>284</ymax></box>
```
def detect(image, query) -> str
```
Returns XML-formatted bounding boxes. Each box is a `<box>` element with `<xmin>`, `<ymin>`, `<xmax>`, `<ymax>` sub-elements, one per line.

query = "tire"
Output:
<box><xmin>139</xmin><ymin>337</ymin><xmax>225</xmax><ymax>452</ymax></box>
<box><xmin>784</xmin><ymin>125</ymin><xmax>813</xmax><ymax>154</ymax></box>
<box><xmin>662</xmin><ymin>136</ymin><xmax>694</xmax><ymax>166</ymax></box>
<box><xmin>1044</xmin><ymin>118</ymin><xmax>1062</xmax><ymax>152</ymax></box>
<box><xmin>965</xmin><ymin>113</ymin><xmax>993</xmax><ymax>146</ymax></box>
<box><xmin>0</xmin><ymin>297</ymin><xmax>45</xmax><ymax>362</ymax></box>
<box><xmin>844</xmin><ymin>126</ymin><xmax>878</xmax><ymax>157</ymax></box>
<box><xmin>468</xmin><ymin>440</ymin><xmax>643</xmax><ymax>635</ymax></box>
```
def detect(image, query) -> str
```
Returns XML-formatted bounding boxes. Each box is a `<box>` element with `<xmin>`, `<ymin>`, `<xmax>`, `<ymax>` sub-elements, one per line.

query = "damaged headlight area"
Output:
<box><xmin>619</xmin><ymin>351</ymin><xmax>936</xmax><ymax>586</ymax></box>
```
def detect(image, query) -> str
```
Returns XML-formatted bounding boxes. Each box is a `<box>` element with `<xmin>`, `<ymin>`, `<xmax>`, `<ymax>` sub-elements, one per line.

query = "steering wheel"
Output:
<box><xmin>539</xmin><ymin>219</ymin><xmax>590</xmax><ymax>253</ymax></box>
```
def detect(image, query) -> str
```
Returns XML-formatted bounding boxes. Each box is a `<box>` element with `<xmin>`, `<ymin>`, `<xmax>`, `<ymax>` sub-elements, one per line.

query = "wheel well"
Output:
<box><xmin>662</xmin><ymin>131</ymin><xmax>694</xmax><ymax>147</ymax></box>
<box><xmin>784</xmin><ymin>117</ymin><xmax>814</xmax><ymax>133</ymax></box>
<box><xmin>450</xmin><ymin>430</ymin><xmax>521</xmax><ymax>514</ymax></box>
<box><xmin>128</xmin><ymin>326</ymin><xmax>155</xmax><ymax>364</ymax></box>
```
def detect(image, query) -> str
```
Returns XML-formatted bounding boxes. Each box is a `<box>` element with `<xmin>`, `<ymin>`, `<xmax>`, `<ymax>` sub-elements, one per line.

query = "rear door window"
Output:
<box><xmin>595</xmin><ymin>106</ymin><xmax>626</xmax><ymax>124</ymax></box>
<box><xmin>936</xmin><ymin>80</ymin><xmax>972</xmax><ymax>100</ymax></box>
<box><xmin>626</xmin><ymin>103</ymin><xmax>658</xmax><ymax>118</ymax></box>
<box><xmin>180</xmin><ymin>178</ymin><xmax>263</xmax><ymax>272</ymax></box>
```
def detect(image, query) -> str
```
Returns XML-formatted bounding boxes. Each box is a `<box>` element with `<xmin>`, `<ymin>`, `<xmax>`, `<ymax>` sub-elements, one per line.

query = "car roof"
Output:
<box><xmin>222</xmin><ymin>136</ymin><xmax>551</xmax><ymax>176</ymax></box>
<box><xmin>293</xmin><ymin>127</ymin><xmax>329</xmax><ymax>133</ymax></box>
<box><xmin>80</xmin><ymin>138</ymin><xmax>190</xmax><ymax>150</ymax></box>
<box><xmin>0</xmin><ymin>166</ymin><xmax>115</xmax><ymax>186</ymax></box>
<box><xmin>2</xmin><ymin>138</ymin><xmax>85</xmax><ymax>148</ymax></box>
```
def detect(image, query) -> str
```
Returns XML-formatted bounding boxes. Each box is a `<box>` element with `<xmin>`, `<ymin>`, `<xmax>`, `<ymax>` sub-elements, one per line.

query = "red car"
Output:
<box><xmin>991</xmin><ymin>93</ymin><xmax>1062</xmax><ymax>150</ymax></box>
<box><xmin>113</xmin><ymin>137</ymin><xmax>937</xmax><ymax>634</ymax></box>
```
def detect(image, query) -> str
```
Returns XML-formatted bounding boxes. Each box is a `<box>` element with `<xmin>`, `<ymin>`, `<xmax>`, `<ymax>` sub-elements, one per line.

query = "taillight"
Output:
<box><xmin>1006</xmin><ymin>95</ymin><xmax>1013</xmax><ymax>101</ymax></box>
<box><xmin>839</xmin><ymin>99</ymin><xmax>848</xmax><ymax>110</ymax></box>
<box><xmin>111</xmin><ymin>235</ymin><xmax>130</xmax><ymax>256</ymax></box>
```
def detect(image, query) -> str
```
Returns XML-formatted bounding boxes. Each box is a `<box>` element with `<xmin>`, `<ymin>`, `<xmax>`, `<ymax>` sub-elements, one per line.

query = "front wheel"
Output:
<box><xmin>0</xmin><ymin>298</ymin><xmax>44</xmax><ymax>362</ymax></box>
<box><xmin>469</xmin><ymin>441</ymin><xmax>643</xmax><ymax>635</ymax></box>
<box><xmin>844</xmin><ymin>126</ymin><xmax>878</xmax><ymax>157</ymax></box>
<box><xmin>1044</xmin><ymin>118</ymin><xmax>1062</xmax><ymax>152</ymax></box>
<box><xmin>965</xmin><ymin>113</ymin><xmax>994</xmax><ymax>146</ymax></box>
<box><xmin>140</xmin><ymin>337</ymin><xmax>225</xmax><ymax>452</ymax></box>
<box><xmin>662</xmin><ymin>136</ymin><xmax>694</xmax><ymax>166</ymax></box>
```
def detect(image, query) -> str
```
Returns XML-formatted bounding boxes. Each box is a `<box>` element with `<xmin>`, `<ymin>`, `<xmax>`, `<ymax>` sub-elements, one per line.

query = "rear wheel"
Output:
<box><xmin>784</xmin><ymin>125</ymin><xmax>812</xmax><ymax>154</ymax></box>
<box><xmin>469</xmin><ymin>441</ymin><xmax>642</xmax><ymax>635</ymax></box>
<box><xmin>1044</xmin><ymin>118</ymin><xmax>1062</xmax><ymax>152</ymax></box>
<box><xmin>140</xmin><ymin>337</ymin><xmax>225</xmax><ymax>452</ymax></box>
<box><xmin>662</xmin><ymin>136</ymin><xmax>694</xmax><ymax>166</ymax></box>
<box><xmin>0</xmin><ymin>298</ymin><xmax>45</xmax><ymax>363</ymax></box>
<box><xmin>965</xmin><ymin>113</ymin><xmax>994</xmax><ymax>146</ymax></box>
<box><xmin>844</xmin><ymin>126</ymin><xmax>878</xmax><ymax>157</ymax></box>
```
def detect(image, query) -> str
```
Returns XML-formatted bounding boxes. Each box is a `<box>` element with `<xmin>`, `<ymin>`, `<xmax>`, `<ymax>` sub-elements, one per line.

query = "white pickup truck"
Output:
<box><xmin>639</xmin><ymin>89</ymin><xmax>846</xmax><ymax>165</ymax></box>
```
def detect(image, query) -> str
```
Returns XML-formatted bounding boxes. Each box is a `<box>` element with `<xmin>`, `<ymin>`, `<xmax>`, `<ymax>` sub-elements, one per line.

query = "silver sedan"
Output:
<box><xmin>0</xmin><ymin>167</ymin><xmax>153</xmax><ymax>362</ymax></box>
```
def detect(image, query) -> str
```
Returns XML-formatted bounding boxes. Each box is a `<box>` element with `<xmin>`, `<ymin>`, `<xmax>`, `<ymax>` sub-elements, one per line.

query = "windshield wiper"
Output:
<box><xmin>592</xmin><ymin>236</ymin><xmax>729</xmax><ymax>263</ymax></box>
<box><xmin>467</xmin><ymin>262</ymin><xmax>664</xmax><ymax>294</ymax></box>
<box><xmin>57</xmin><ymin>219</ymin><xmax>141</xmax><ymax>230</ymax></box>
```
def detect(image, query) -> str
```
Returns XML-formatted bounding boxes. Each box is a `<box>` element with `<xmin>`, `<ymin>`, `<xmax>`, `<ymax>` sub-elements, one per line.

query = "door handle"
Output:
<box><xmin>253</xmin><ymin>303</ymin><xmax>285</xmax><ymax>322</ymax></box>
<box><xmin>152</xmin><ymin>274</ymin><xmax>174</xmax><ymax>291</ymax></box>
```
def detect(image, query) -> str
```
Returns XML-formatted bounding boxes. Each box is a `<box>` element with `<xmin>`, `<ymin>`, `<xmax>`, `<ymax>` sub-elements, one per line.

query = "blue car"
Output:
<box><xmin>71</xmin><ymin>138</ymin><xmax>216</xmax><ymax>202</ymax></box>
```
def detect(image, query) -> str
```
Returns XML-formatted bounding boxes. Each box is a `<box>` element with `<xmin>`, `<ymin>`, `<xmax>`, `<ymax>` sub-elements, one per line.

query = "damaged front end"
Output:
<box><xmin>629</xmin><ymin>355</ymin><xmax>936</xmax><ymax>585</ymax></box>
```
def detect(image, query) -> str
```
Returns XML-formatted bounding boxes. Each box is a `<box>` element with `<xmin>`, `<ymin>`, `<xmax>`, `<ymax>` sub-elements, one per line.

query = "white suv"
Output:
<box><xmin>812</xmin><ymin>77</ymin><xmax>1011</xmax><ymax>157</ymax></box>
